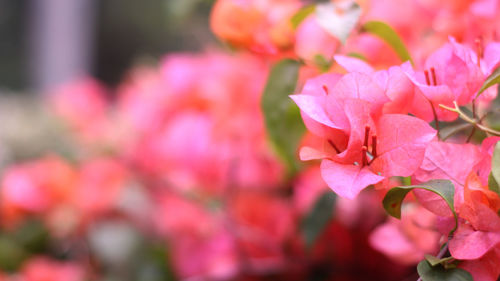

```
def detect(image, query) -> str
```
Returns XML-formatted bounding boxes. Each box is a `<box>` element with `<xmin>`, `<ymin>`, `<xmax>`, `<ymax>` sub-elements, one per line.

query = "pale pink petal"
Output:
<box><xmin>333</xmin><ymin>55</ymin><xmax>374</xmax><ymax>74</ymax></box>
<box><xmin>320</xmin><ymin>159</ymin><xmax>384</xmax><ymax>199</ymax></box>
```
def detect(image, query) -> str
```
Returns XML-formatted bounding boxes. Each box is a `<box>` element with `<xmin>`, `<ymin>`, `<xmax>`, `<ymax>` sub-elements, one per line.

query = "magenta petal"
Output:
<box><xmin>320</xmin><ymin>159</ymin><xmax>383</xmax><ymax>199</ymax></box>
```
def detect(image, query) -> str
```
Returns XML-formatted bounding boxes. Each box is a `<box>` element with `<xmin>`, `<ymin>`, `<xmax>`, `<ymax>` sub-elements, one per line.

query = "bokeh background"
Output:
<box><xmin>3</xmin><ymin>0</ymin><xmax>497</xmax><ymax>280</ymax></box>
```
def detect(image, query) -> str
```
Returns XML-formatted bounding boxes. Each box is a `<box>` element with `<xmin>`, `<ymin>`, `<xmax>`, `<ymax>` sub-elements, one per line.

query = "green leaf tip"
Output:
<box><xmin>361</xmin><ymin>20</ymin><xmax>414</xmax><ymax>65</ymax></box>
<box><xmin>477</xmin><ymin>66</ymin><xmax>500</xmax><ymax>97</ymax></box>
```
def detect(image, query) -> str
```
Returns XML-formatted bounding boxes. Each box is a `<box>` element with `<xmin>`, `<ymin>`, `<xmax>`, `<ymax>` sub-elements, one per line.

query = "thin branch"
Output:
<box><xmin>439</xmin><ymin>102</ymin><xmax>500</xmax><ymax>136</ymax></box>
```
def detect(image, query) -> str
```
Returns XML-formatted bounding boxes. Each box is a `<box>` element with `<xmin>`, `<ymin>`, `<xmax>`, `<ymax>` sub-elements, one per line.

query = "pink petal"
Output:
<box><xmin>413</xmin><ymin>189</ymin><xmax>454</xmax><ymax>218</ymax></box>
<box><xmin>333</xmin><ymin>55</ymin><xmax>374</xmax><ymax>74</ymax></box>
<box><xmin>301</xmin><ymin>73</ymin><xmax>342</xmax><ymax>97</ymax></box>
<box><xmin>333</xmin><ymin>99</ymin><xmax>373</xmax><ymax>164</ymax></box>
<box><xmin>369</xmin><ymin>221</ymin><xmax>425</xmax><ymax>265</ymax></box>
<box><xmin>381</xmin><ymin>63</ymin><xmax>415</xmax><ymax>115</ymax></box>
<box><xmin>290</xmin><ymin>94</ymin><xmax>342</xmax><ymax>129</ymax></box>
<box><xmin>449</xmin><ymin>223</ymin><xmax>500</xmax><ymax>260</ymax></box>
<box><xmin>459</xmin><ymin>247</ymin><xmax>500</xmax><ymax>281</ymax></box>
<box><xmin>290</xmin><ymin>94</ymin><xmax>345</xmax><ymax>129</ymax></box>
<box><xmin>332</xmin><ymin>72</ymin><xmax>389</xmax><ymax>114</ymax></box>
<box><xmin>414</xmin><ymin>142</ymin><xmax>482</xmax><ymax>187</ymax></box>
<box><xmin>320</xmin><ymin>159</ymin><xmax>383</xmax><ymax>199</ymax></box>
<box><xmin>370</xmin><ymin>114</ymin><xmax>436</xmax><ymax>177</ymax></box>
<box><xmin>299</xmin><ymin>146</ymin><xmax>327</xmax><ymax>161</ymax></box>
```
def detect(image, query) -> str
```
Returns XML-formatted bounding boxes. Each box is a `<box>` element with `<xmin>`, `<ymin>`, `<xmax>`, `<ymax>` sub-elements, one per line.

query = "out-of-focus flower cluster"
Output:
<box><xmin>0</xmin><ymin>0</ymin><xmax>499</xmax><ymax>280</ymax></box>
<box><xmin>0</xmin><ymin>51</ymin><xmax>411</xmax><ymax>280</ymax></box>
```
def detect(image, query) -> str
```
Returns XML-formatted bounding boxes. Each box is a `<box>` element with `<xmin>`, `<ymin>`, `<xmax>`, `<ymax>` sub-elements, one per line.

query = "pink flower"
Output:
<box><xmin>229</xmin><ymin>192</ymin><xmax>294</xmax><ymax>273</ymax></box>
<box><xmin>0</xmin><ymin>156</ymin><xmax>78</xmax><ymax>227</ymax></box>
<box><xmin>293</xmin><ymin>166</ymin><xmax>328</xmax><ymax>215</ymax></box>
<box><xmin>210</xmin><ymin>0</ymin><xmax>300</xmax><ymax>55</ymax></box>
<box><xmin>50</xmin><ymin>78</ymin><xmax>112</xmax><ymax>145</ymax></box>
<box><xmin>404</xmin><ymin>38</ymin><xmax>484</xmax><ymax>121</ymax></box>
<box><xmin>445</xmin><ymin>172</ymin><xmax>500</xmax><ymax>281</ymax></box>
<box><xmin>153</xmin><ymin>193</ymin><xmax>238</xmax><ymax>280</ymax></box>
<box><xmin>19</xmin><ymin>257</ymin><xmax>85</xmax><ymax>281</ymax></box>
<box><xmin>370</xmin><ymin>205</ymin><xmax>440</xmax><ymax>265</ymax></box>
<box><xmin>295</xmin><ymin>15</ymin><xmax>339</xmax><ymax>63</ymax></box>
<box><xmin>72</xmin><ymin>157</ymin><xmax>128</xmax><ymax>222</ymax></box>
<box><xmin>291</xmin><ymin>70</ymin><xmax>436</xmax><ymax>199</ymax></box>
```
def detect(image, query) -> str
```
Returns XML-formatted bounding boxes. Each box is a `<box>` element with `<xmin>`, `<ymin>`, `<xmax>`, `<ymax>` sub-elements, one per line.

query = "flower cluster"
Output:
<box><xmin>0</xmin><ymin>0</ymin><xmax>499</xmax><ymax>280</ymax></box>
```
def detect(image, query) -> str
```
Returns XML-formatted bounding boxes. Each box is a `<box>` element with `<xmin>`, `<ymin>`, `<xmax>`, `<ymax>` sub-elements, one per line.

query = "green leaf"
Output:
<box><xmin>361</xmin><ymin>20</ymin><xmax>414</xmax><ymax>65</ymax></box>
<box><xmin>417</xmin><ymin>260</ymin><xmax>473</xmax><ymax>281</ymax></box>
<box><xmin>424</xmin><ymin>254</ymin><xmax>454</xmax><ymax>266</ymax></box>
<box><xmin>491</xmin><ymin>141</ymin><xmax>500</xmax><ymax>190</ymax></box>
<box><xmin>313</xmin><ymin>54</ymin><xmax>333</xmax><ymax>72</ymax></box>
<box><xmin>402</xmin><ymin>176</ymin><xmax>412</xmax><ymax>186</ymax></box>
<box><xmin>134</xmin><ymin>241</ymin><xmax>177</xmax><ymax>281</ymax></box>
<box><xmin>291</xmin><ymin>5</ymin><xmax>316</xmax><ymax>29</ymax></box>
<box><xmin>489</xmin><ymin>173</ymin><xmax>500</xmax><ymax>196</ymax></box>
<box><xmin>0</xmin><ymin>237</ymin><xmax>27</xmax><ymax>272</ymax></box>
<box><xmin>346</xmin><ymin>52</ymin><xmax>368</xmax><ymax>61</ymax></box>
<box><xmin>477</xmin><ymin>66</ymin><xmax>500</xmax><ymax>97</ymax></box>
<box><xmin>11</xmin><ymin>219</ymin><xmax>49</xmax><ymax>253</ymax></box>
<box><xmin>302</xmin><ymin>191</ymin><xmax>336</xmax><ymax>248</ymax></box>
<box><xmin>315</xmin><ymin>1</ymin><xmax>361</xmax><ymax>43</ymax></box>
<box><xmin>261</xmin><ymin>59</ymin><xmax>305</xmax><ymax>175</ymax></box>
<box><xmin>382</xmin><ymin>179</ymin><xmax>457</xmax><ymax>236</ymax></box>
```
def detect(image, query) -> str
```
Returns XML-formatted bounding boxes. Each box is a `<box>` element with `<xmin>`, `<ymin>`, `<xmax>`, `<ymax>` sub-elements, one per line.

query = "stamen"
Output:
<box><xmin>361</xmin><ymin>146</ymin><xmax>368</xmax><ymax>166</ymax></box>
<box><xmin>475</xmin><ymin>38</ymin><xmax>483</xmax><ymax>67</ymax></box>
<box><xmin>424</xmin><ymin>70</ymin><xmax>431</xmax><ymax>86</ymax></box>
<box><xmin>328</xmin><ymin>139</ymin><xmax>341</xmax><ymax>154</ymax></box>
<box><xmin>364</xmin><ymin>125</ymin><xmax>370</xmax><ymax>147</ymax></box>
<box><xmin>371</xmin><ymin>135</ymin><xmax>377</xmax><ymax>158</ymax></box>
<box><xmin>430</xmin><ymin>67</ymin><xmax>437</xmax><ymax>86</ymax></box>
<box><xmin>322</xmin><ymin>85</ymin><xmax>329</xmax><ymax>95</ymax></box>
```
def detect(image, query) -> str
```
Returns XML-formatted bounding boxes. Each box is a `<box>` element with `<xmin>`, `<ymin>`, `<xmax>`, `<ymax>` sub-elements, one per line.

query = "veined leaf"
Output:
<box><xmin>301</xmin><ymin>191</ymin><xmax>336</xmax><ymax>248</ymax></box>
<box><xmin>477</xmin><ymin>66</ymin><xmax>500</xmax><ymax>97</ymax></box>
<box><xmin>417</xmin><ymin>260</ymin><xmax>472</xmax><ymax>281</ymax></box>
<box><xmin>291</xmin><ymin>4</ymin><xmax>316</xmax><ymax>29</ymax></box>
<box><xmin>382</xmin><ymin>179</ymin><xmax>457</xmax><ymax>236</ymax></box>
<box><xmin>261</xmin><ymin>59</ymin><xmax>305</xmax><ymax>174</ymax></box>
<box><xmin>361</xmin><ymin>20</ymin><xmax>414</xmax><ymax>65</ymax></box>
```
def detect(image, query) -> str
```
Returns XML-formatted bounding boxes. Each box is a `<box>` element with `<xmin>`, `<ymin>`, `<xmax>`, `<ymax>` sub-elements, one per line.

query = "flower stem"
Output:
<box><xmin>440</xmin><ymin>102</ymin><xmax>500</xmax><ymax>136</ymax></box>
